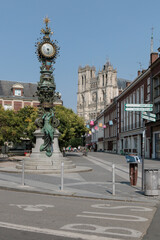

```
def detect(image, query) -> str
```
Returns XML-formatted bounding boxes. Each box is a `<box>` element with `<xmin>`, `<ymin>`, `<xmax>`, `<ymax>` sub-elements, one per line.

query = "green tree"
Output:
<box><xmin>0</xmin><ymin>106</ymin><xmax>21</xmax><ymax>145</ymax></box>
<box><xmin>16</xmin><ymin>106</ymin><xmax>38</xmax><ymax>142</ymax></box>
<box><xmin>55</xmin><ymin>105</ymin><xmax>87</xmax><ymax>148</ymax></box>
<box><xmin>0</xmin><ymin>106</ymin><xmax>38</xmax><ymax>146</ymax></box>
<box><xmin>0</xmin><ymin>105</ymin><xmax>87</xmax><ymax>149</ymax></box>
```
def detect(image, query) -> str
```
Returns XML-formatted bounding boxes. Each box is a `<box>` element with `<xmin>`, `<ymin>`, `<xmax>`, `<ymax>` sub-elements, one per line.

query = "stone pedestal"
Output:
<box><xmin>16</xmin><ymin>128</ymin><xmax>76</xmax><ymax>172</ymax></box>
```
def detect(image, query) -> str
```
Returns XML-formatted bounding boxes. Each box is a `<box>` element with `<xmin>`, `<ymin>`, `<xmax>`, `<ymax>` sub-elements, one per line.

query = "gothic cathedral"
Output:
<box><xmin>77</xmin><ymin>61</ymin><xmax>119</xmax><ymax>122</ymax></box>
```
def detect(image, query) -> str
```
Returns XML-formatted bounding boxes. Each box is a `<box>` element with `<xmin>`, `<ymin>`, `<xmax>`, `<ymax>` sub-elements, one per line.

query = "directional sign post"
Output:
<box><xmin>124</xmin><ymin>103</ymin><xmax>155</xmax><ymax>191</ymax></box>
<box><xmin>142</xmin><ymin>112</ymin><xmax>156</xmax><ymax>122</ymax></box>
<box><xmin>125</xmin><ymin>104</ymin><xmax>153</xmax><ymax>108</ymax></box>
<box><xmin>125</xmin><ymin>107</ymin><xmax>153</xmax><ymax>111</ymax></box>
<box><xmin>125</xmin><ymin>104</ymin><xmax>153</xmax><ymax>112</ymax></box>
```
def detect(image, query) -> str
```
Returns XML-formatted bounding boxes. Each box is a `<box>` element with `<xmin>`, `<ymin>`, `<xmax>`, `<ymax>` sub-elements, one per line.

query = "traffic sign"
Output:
<box><xmin>125</xmin><ymin>104</ymin><xmax>153</xmax><ymax>108</ymax></box>
<box><xmin>125</xmin><ymin>107</ymin><xmax>153</xmax><ymax>111</ymax></box>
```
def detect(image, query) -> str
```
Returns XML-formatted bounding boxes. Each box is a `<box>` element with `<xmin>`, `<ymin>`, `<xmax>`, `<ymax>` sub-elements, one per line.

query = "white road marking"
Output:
<box><xmin>0</xmin><ymin>221</ymin><xmax>123</xmax><ymax>240</ymax></box>
<box><xmin>62</xmin><ymin>223</ymin><xmax>142</xmax><ymax>238</ymax></box>
<box><xmin>77</xmin><ymin>211</ymin><xmax>148</xmax><ymax>222</ymax></box>
<box><xmin>91</xmin><ymin>204</ymin><xmax>153</xmax><ymax>212</ymax></box>
<box><xmin>9</xmin><ymin>204</ymin><xmax>54</xmax><ymax>212</ymax></box>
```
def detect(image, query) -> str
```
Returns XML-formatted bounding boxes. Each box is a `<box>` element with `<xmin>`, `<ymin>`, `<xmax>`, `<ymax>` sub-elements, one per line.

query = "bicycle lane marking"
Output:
<box><xmin>0</xmin><ymin>221</ymin><xmax>123</xmax><ymax>240</ymax></box>
<box><xmin>61</xmin><ymin>203</ymin><xmax>154</xmax><ymax>239</ymax></box>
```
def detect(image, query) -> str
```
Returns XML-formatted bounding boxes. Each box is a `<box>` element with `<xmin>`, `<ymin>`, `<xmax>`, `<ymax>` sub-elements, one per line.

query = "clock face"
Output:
<box><xmin>41</xmin><ymin>43</ymin><xmax>55</xmax><ymax>58</ymax></box>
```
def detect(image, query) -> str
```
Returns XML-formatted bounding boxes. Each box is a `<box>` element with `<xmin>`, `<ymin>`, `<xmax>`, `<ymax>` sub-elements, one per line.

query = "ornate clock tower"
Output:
<box><xmin>35</xmin><ymin>17</ymin><xmax>60</xmax><ymax>157</ymax></box>
<box><xmin>16</xmin><ymin>17</ymin><xmax>77</xmax><ymax>172</ymax></box>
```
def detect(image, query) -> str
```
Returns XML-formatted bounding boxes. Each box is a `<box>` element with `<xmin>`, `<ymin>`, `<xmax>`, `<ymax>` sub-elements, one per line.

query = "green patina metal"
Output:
<box><xmin>35</xmin><ymin>17</ymin><xmax>60</xmax><ymax>157</ymax></box>
<box><xmin>40</xmin><ymin>110</ymin><xmax>54</xmax><ymax>157</ymax></box>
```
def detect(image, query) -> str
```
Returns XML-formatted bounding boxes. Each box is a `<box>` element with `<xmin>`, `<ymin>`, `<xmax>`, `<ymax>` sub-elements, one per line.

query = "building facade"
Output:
<box><xmin>104</xmin><ymin>100</ymin><xmax>117</xmax><ymax>153</ymax></box>
<box><xmin>0</xmin><ymin>80</ymin><xmax>63</xmax><ymax>110</ymax></box>
<box><xmin>149</xmin><ymin>53</ymin><xmax>160</xmax><ymax>159</ymax></box>
<box><xmin>86</xmin><ymin>52</ymin><xmax>160</xmax><ymax>160</ymax></box>
<box><xmin>117</xmin><ymin>69</ymin><xmax>150</xmax><ymax>157</ymax></box>
<box><xmin>77</xmin><ymin>61</ymin><xmax>120</xmax><ymax>122</ymax></box>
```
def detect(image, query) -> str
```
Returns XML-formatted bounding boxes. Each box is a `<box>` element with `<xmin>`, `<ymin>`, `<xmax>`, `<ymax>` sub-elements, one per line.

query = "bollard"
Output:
<box><xmin>22</xmin><ymin>159</ymin><xmax>25</xmax><ymax>186</ymax></box>
<box><xmin>61</xmin><ymin>162</ymin><xmax>64</xmax><ymax>191</ymax></box>
<box><xmin>112</xmin><ymin>164</ymin><xmax>115</xmax><ymax>195</ymax></box>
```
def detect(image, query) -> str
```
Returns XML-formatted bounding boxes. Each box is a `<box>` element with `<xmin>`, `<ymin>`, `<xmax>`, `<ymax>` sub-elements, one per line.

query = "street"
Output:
<box><xmin>0</xmin><ymin>189</ymin><xmax>157</xmax><ymax>240</ymax></box>
<box><xmin>0</xmin><ymin>152</ymin><xmax>160</xmax><ymax>239</ymax></box>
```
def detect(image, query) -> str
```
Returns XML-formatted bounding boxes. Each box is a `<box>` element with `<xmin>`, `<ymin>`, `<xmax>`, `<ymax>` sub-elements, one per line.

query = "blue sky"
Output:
<box><xmin>0</xmin><ymin>0</ymin><xmax>160</xmax><ymax>112</ymax></box>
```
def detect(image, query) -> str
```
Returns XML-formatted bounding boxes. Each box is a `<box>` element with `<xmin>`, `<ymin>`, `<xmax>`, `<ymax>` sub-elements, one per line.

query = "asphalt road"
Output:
<box><xmin>142</xmin><ymin>203</ymin><xmax>160</xmax><ymax>240</ymax></box>
<box><xmin>0</xmin><ymin>227</ymin><xmax>80</xmax><ymax>240</ymax></box>
<box><xmin>0</xmin><ymin>189</ymin><xmax>157</xmax><ymax>240</ymax></box>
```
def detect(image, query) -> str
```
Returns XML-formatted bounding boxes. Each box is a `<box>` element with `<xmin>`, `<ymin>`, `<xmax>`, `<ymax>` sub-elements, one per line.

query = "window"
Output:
<box><xmin>121</xmin><ymin>101</ymin><xmax>124</xmax><ymax>132</ymax></box>
<box><xmin>154</xmin><ymin>77</ymin><xmax>160</xmax><ymax>98</ymax></box>
<box><xmin>134</xmin><ymin>137</ymin><xmax>137</xmax><ymax>149</ymax></box>
<box><xmin>92</xmin><ymin>92</ymin><xmax>97</xmax><ymax>102</ymax></box>
<box><xmin>133</xmin><ymin>92</ymin><xmax>135</xmax><ymax>129</ymax></box>
<box><xmin>102</xmin><ymin>75</ymin><xmax>104</xmax><ymax>86</ymax></box>
<box><xmin>146</xmin><ymin>77</ymin><xmax>151</xmax><ymax>102</ymax></box>
<box><xmin>136</xmin><ymin>90</ymin><xmax>140</xmax><ymax>128</ymax></box>
<box><xmin>15</xmin><ymin>89</ymin><xmax>21</xmax><ymax>96</ymax></box>
<box><xmin>140</xmin><ymin>86</ymin><xmax>144</xmax><ymax>103</ymax></box>
<box><xmin>130</xmin><ymin>95</ymin><xmax>132</xmax><ymax>129</ymax></box>
<box><xmin>125</xmin><ymin>138</ymin><xmax>128</xmax><ymax>149</ymax></box>
<box><xmin>4</xmin><ymin>105</ymin><xmax>12</xmax><ymax>110</ymax></box>
<box><xmin>140</xmin><ymin>86</ymin><xmax>144</xmax><ymax>126</ymax></box>
<box><xmin>12</xmin><ymin>84</ymin><xmax>23</xmax><ymax>97</ymax></box>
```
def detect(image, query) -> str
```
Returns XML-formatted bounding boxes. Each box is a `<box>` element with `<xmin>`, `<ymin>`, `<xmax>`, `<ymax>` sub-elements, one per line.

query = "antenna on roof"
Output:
<box><xmin>137</xmin><ymin>62</ymin><xmax>142</xmax><ymax>71</ymax></box>
<box><xmin>150</xmin><ymin>26</ymin><xmax>154</xmax><ymax>54</ymax></box>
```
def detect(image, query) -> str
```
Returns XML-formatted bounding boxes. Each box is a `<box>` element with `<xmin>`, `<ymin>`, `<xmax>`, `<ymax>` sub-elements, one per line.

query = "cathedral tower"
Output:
<box><xmin>77</xmin><ymin>61</ymin><xmax>119</xmax><ymax>122</ymax></box>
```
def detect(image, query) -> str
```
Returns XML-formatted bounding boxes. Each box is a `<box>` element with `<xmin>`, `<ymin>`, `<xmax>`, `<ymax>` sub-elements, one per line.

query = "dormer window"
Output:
<box><xmin>12</xmin><ymin>83</ymin><xmax>24</xmax><ymax>97</ymax></box>
<box><xmin>15</xmin><ymin>89</ymin><xmax>22</xmax><ymax>96</ymax></box>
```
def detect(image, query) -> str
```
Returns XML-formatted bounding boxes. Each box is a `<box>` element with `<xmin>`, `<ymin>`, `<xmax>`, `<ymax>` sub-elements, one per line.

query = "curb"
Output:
<box><xmin>0</xmin><ymin>185</ymin><xmax>159</xmax><ymax>204</ymax></box>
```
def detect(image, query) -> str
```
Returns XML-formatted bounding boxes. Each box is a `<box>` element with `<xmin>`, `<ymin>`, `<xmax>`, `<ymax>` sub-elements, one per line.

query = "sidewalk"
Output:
<box><xmin>0</xmin><ymin>152</ymin><xmax>160</xmax><ymax>204</ymax></box>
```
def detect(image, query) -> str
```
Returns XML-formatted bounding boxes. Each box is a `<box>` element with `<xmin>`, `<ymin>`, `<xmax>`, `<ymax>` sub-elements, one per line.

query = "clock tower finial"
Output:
<box><xmin>43</xmin><ymin>16</ymin><xmax>50</xmax><ymax>26</ymax></box>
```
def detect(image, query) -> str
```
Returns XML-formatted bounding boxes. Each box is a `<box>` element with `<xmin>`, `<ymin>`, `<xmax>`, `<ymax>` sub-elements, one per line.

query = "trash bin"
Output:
<box><xmin>129</xmin><ymin>163</ymin><xmax>138</xmax><ymax>186</ymax></box>
<box><xmin>144</xmin><ymin>169</ymin><xmax>159</xmax><ymax>196</ymax></box>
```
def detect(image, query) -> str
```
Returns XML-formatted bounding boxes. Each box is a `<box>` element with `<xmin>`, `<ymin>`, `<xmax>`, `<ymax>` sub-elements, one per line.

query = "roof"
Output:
<box><xmin>117</xmin><ymin>78</ymin><xmax>131</xmax><ymax>90</ymax></box>
<box><xmin>0</xmin><ymin>80</ymin><xmax>38</xmax><ymax>100</ymax></box>
<box><xmin>0</xmin><ymin>80</ymin><xmax>63</xmax><ymax>104</ymax></box>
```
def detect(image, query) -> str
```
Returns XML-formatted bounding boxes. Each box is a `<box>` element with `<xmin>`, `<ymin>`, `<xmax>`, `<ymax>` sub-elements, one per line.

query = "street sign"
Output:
<box><xmin>125</xmin><ymin>107</ymin><xmax>153</xmax><ymax>111</ymax></box>
<box><xmin>125</xmin><ymin>104</ymin><xmax>153</xmax><ymax>108</ymax></box>
<box><xmin>141</xmin><ymin>115</ymin><xmax>156</xmax><ymax>122</ymax></box>
<box><xmin>142</xmin><ymin>112</ymin><xmax>156</xmax><ymax>118</ymax></box>
<box><xmin>142</xmin><ymin>112</ymin><xmax>156</xmax><ymax>122</ymax></box>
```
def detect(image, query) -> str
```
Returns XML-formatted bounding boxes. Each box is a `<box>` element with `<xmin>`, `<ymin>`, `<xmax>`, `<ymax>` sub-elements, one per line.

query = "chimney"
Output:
<box><xmin>126</xmin><ymin>81</ymin><xmax>131</xmax><ymax>87</ymax></box>
<box><xmin>138</xmin><ymin>70</ymin><xmax>141</xmax><ymax>76</ymax></box>
<box><xmin>119</xmin><ymin>89</ymin><xmax>123</xmax><ymax>95</ymax></box>
<box><xmin>150</xmin><ymin>52</ymin><xmax>158</xmax><ymax>64</ymax></box>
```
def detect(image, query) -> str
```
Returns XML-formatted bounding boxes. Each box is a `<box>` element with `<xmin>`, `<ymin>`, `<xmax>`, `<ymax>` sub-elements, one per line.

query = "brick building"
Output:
<box><xmin>87</xmin><ymin>52</ymin><xmax>160</xmax><ymax>159</ymax></box>
<box><xmin>0</xmin><ymin>80</ymin><xmax>63</xmax><ymax>110</ymax></box>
